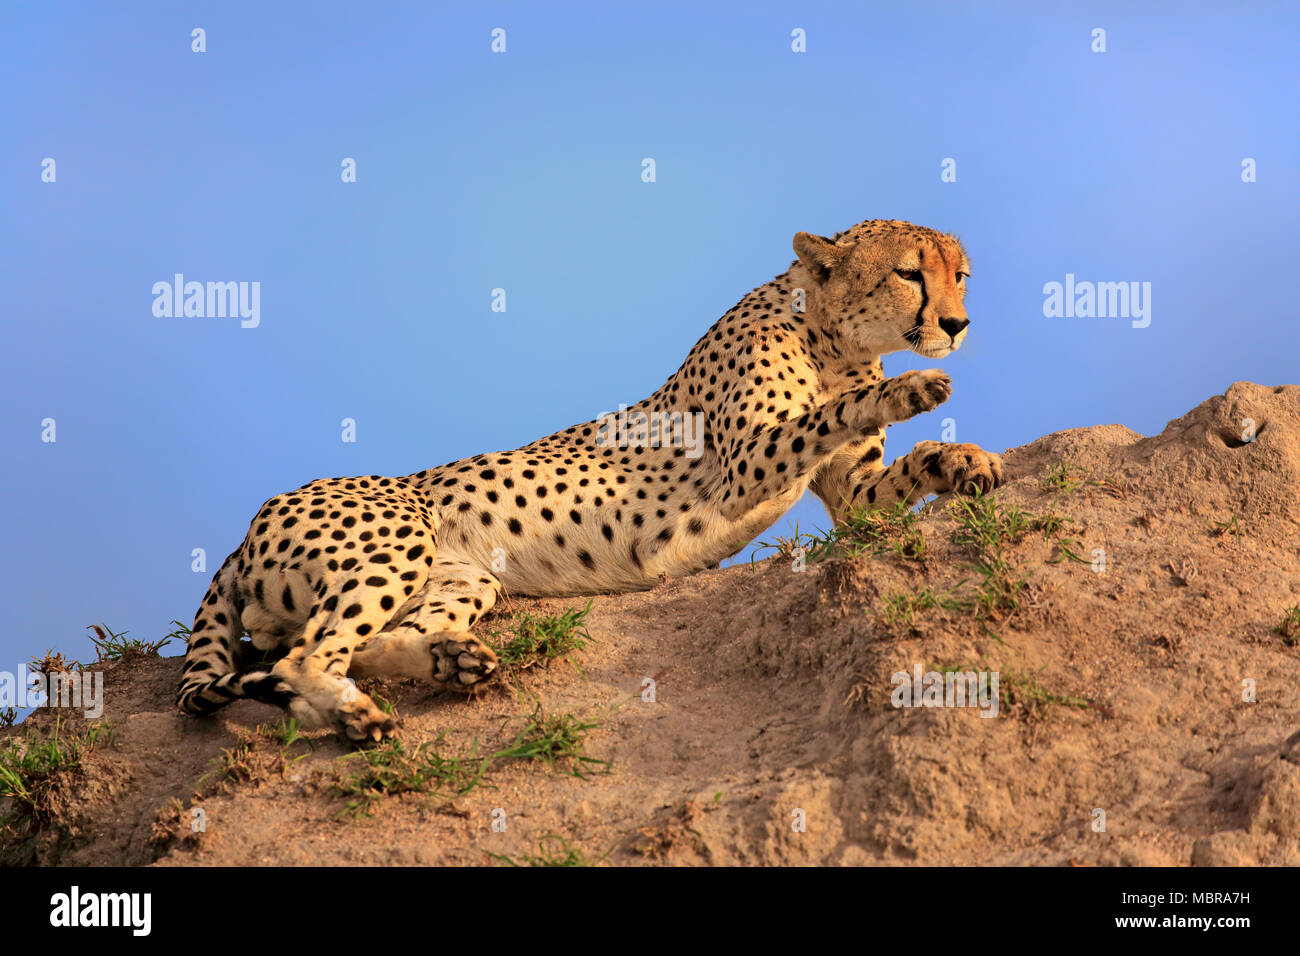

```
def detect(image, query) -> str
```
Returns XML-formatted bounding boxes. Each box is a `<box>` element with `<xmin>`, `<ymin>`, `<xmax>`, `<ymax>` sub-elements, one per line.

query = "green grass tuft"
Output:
<box><xmin>755</xmin><ymin>498</ymin><xmax>927</xmax><ymax>566</ymax></box>
<box><xmin>997</xmin><ymin>667</ymin><xmax>1092</xmax><ymax>719</ymax></box>
<box><xmin>1044</xmin><ymin>460</ymin><xmax>1125</xmax><ymax>498</ymax></box>
<box><xmin>485</xmin><ymin>603</ymin><xmax>593</xmax><ymax>669</ymax></box>
<box><xmin>1277</xmin><ymin>606</ymin><xmax>1300</xmax><ymax>647</ymax></box>
<box><xmin>882</xmin><ymin>584</ymin><xmax>970</xmax><ymax>628</ymax></box>
<box><xmin>0</xmin><ymin>717</ymin><xmax>113</xmax><ymax>837</ymax></box>
<box><xmin>1209</xmin><ymin>515</ymin><xmax>1243</xmax><ymax>540</ymax></box>
<box><xmin>86</xmin><ymin>622</ymin><xmax>175</xmax><ymax>662</ymax></box>
<box><xmin>491</xmin><ymin>704</ymin><xmax>610</xmax><ymax>778</ymax></box>
<box><xmin>335</xmin><ymin>735</ymin><xmax>490</xmax><ymax>818</ymax></box>
<box><xmin>949</xmin><ymin>493</ymin><xmax>1034</xmax><ymax>617</ymax></box>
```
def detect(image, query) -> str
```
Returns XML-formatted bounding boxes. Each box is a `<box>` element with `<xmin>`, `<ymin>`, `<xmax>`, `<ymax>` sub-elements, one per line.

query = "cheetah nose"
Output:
<box><xmin>938</xmin><ymin>317</ymin><xmax>969</xmax><ymax>340</ymax></box>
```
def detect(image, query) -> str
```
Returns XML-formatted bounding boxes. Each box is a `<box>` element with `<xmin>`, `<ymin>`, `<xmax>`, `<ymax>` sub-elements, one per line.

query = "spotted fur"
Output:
<box><xmin>177</xmin><ymin>218</ymin><xmax>1002</xmax><ymax>740</ymax></box>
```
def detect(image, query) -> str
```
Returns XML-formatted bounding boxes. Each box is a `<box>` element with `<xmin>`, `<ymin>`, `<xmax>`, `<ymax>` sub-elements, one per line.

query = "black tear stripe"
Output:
<box><xmin>911</xmin><ymin>273</ymin><xmax>929</xmax><ymax>335</ymax></box>
<box><xmin>911</xmin><ymin>246</ymin><xmax>932</xmax><ymax>333</ymax></box>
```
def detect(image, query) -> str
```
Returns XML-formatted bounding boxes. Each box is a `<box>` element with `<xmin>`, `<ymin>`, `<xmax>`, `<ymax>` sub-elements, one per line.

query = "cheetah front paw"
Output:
<box><xmin>936</xmin><ymin>443</ymin><xmax>1004</xmax><ymax>496</ymax></box>
<box><xmin>430</xmin><ymin>634</ymin><xmax>498</xmax><ymax>691</ymax></box>
<box><xmin>886</xmin><ymin>369</ymin><xmax>952</xmax><ymax>422</ymax></box>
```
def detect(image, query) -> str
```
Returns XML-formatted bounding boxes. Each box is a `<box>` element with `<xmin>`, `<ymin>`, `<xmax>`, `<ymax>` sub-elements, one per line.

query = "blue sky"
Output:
<box><xmin>1</xmin><ymin>2</ymin><xmax>1296</xmax><ymax>698</ymax></box>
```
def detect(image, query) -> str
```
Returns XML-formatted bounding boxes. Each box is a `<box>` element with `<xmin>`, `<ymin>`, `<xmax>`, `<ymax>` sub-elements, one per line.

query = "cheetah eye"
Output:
<box><xmin>956</xmin><ymin>272</ymin><xmax>969</xmax><ymax>284</ymax></box>
<box><xmin>894</xmin><ymin>270</ymin><xmax>922</xmax><ymax>283</ymax></box>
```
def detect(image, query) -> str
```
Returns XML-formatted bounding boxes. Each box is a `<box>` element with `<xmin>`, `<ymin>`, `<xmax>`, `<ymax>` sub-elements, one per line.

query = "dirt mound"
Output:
<box><xmin>4</xmin><ymin>382</ymin><xmax>1298</xmax><ymax>866</ymax></box>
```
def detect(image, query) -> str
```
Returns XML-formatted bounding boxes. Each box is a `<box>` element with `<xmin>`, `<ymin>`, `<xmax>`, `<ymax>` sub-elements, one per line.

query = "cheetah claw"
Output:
<box><xmin>338</xmin><ymin>697</ymin><xmax>399</xmax><ymax>743</ymax></box>
<box><xmin>430</xmin><ymin>634</ymin><xmax>498</xmax><ymax>691</ymax></box>
<box><xmin>947</xmin><ymin>446</ymin><xmax>1004</xmax><ymax>496</ymax></box>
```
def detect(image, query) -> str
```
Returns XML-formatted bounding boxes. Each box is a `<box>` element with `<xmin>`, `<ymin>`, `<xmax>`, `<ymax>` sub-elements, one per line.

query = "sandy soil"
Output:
<box><xmin>3</xmin><ymin>381</ymin><xmax>1298</xmax><ymax>866</ymax></box>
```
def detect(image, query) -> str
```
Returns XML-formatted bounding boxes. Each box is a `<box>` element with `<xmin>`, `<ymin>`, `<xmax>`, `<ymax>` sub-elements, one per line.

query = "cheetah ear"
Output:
<box><xmin>793</xmin><ymin>232</ymin><xmax>850</xmax><ymax>283</ymax></box>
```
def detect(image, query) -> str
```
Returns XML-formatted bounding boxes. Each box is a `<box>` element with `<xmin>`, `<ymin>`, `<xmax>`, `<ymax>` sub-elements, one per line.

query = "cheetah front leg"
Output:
<box><xmin>717</xmin><ymin>369</ymin><xmax>953</xmax><ymax>520</ymax></box>
<box><xmin>348</xmin><ymin>558</ymin><xmax>500</xmax><ymax>691</ymax></box>
<box><xmin>814</xmin><ymin>436</ymin><xmax>1003</xmax><ymax>523</ymax></box>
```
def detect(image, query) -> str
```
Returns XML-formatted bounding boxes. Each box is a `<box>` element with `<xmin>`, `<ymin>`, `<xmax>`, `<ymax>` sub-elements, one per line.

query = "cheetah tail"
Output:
<box><xmin>175</xmin><ymin>554</ymin><xmax>299</xmax><ymax>717</ymax></box>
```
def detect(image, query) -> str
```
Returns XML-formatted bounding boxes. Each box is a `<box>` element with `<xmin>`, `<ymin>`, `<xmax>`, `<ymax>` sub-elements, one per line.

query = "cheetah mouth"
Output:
<box><xmin>901</xmin><ymin>327</ymin><xmax>956</xmax><ymax>359</ymax></box>
<box><xmin>910</xmin><ymin>341</ymin><xmax>956</xmax><ymax>359</ymax></box>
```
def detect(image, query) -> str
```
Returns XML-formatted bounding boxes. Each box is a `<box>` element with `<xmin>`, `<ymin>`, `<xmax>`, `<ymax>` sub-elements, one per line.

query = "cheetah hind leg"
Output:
<box><xmin>348</xmin><ymin>559</ymin><xmax>501</xmax><ymax>691</ymax></box>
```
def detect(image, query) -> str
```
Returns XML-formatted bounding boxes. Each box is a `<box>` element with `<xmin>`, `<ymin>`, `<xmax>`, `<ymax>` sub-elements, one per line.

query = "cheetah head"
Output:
<box><xmin>792</xmin><ymin>219</ymin><xmax>971</xmax><ymax>360</ymax></box>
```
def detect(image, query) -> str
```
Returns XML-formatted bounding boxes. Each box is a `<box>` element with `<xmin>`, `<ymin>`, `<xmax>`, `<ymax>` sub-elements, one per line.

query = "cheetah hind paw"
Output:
<box><xmin>287</xmin><ymin>685</ymin><xmax>398</xmax><ymax>743</ymax></box>
<box><xmin>430</xmin><ymin>633</ymin><xmax>498</xmax><ymax>691</ymax></box>
<box><xmin>337</xmin><ymin>695</ymin><xmax>399</xmax><ymax>743</ymax></box>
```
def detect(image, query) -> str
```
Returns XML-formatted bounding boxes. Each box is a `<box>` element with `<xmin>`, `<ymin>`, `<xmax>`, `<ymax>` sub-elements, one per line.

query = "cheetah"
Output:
<box><xmin>177</xmin><ymin>218</ymin><xmax>1003</xmax><ymax>740</ymax></box>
